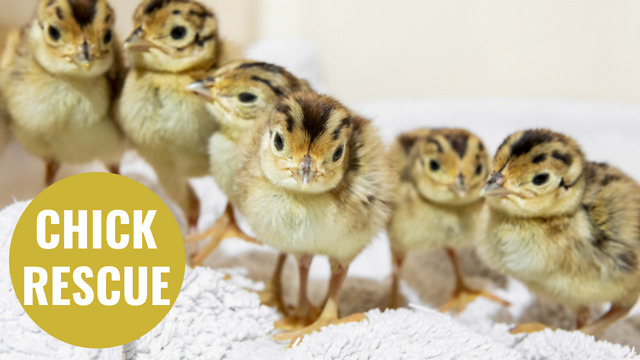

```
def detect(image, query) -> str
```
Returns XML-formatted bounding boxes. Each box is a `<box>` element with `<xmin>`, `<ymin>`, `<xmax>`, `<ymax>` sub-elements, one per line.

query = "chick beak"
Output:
<box><xmin>296</xmin><ymin>155</ymin><xmax>317</xmax><ymax>191</ymax></box>
<box><xmin>186</xmin><ymin>78</ymin><xmax>214</xmax><ymax>102</ymax></box>
<box><xmin>455</xmin><ymin>174</ymin><xmax>468</xmax><ymax>197</ymax></box>
<box><xmin>75</xmin><ymin>41</ymin><xmax>92</xmax><ymax>71</ymax></box>
<box><xmin>482</xmin><ymin>173</ymin><xmax>510</xmax><ymax>197</ymax></box>
<box><xmin>124</xmin><ymin>29</ymin><xmax>157</xmax><ymax>53</ymax></box>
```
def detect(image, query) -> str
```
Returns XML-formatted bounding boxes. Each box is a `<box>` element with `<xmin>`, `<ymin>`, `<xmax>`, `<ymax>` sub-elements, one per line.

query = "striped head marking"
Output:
<box><xmin>36</xmin><ymin>0</ymin><xmax>116</xmax><ymax>75</ymax></box>
<box><xmin>260</xmin><ymin>90</ymin><xmax>352</xmax><ymax>194</ymax></box>
<box><xmin>125</xmin><ymin>0</ymin><xmax>218</xmax><ymax>72</ymax></box>
<box><xmin>484</xmin><ymin>129</ymin><xmax>586</xmax><ymax>217</ymax></box>
<box><xmin>187</xmin><ymin>61</ymin><xmax>311</xmax><ymax>124</ymax></box>
<box><xmin>401</xmin><ymin>128</ymin><xmax>489</xmax><ymax>205</ymax></box>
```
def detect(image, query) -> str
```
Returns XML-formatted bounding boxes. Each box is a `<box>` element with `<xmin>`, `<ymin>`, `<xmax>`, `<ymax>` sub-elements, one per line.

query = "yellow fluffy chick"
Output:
<box><xmin>187</xmin><ymin>61</ymin><xmax>311</xmax><ymax>313</ymax></box>
<box><xmin>234</xmin><ymin>90</ymin><xmax>395</xmax><ymax>344</ymax></box>
<box><xmin>186</xmin><ymin>60</ymin><xmax>311</xmax><ymax>266</ymax></box>
<box><xmin>117</xmin><ymin>0</ymin><xmax>240</xmax><ymax>239</ymax></box>
<box><xmin>480</xmin><ymin>129</ymin><xmax>640</xmax><ymax>335</ymax></box>
<box><xmin>0</xmin><ymin>0</ymin><xmax>125</xmax><ymax>185</ymax></box>
<box><xmin>387</xmin><ymin>128</ymin><xmax>508</xmax><ymax>312</ymax></box>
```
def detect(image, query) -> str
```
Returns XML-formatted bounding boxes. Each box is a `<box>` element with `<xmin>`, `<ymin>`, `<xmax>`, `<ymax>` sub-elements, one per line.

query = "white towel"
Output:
<box><xmin>1</xmin><ymin>201</ymin><xmax>637</xmax><ymax>360</ymax></box>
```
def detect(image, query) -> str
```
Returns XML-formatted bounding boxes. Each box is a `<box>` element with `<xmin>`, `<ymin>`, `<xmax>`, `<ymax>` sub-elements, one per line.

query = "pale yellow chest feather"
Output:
<box><xmin>117</xmin><ymin>70</ymin><xmax>218</xmax><ymax>174</ymax></box>
<box><xmin>388</xmin><ymin>183</ymin><xmax>483</xmax><ymax>256</ymax></box>
<box><xmin>1</xmin><ymin>53</ymin><xmax>122</xmax><ymax>163</ymax></box>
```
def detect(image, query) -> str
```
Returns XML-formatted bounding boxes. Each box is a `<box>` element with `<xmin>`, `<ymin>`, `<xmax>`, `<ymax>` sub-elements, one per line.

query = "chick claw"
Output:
<box><xmin>186</xmin><ymin>214</ymin><xmax>258</xmax><ymax>267</ymax></box>
<box><xmin>440</xmin><ymin>288</ymin><xmax>510</xmax><ymax>314</ymax></box>
<box><xmin>273</xmin><ymin>313</ymin><xmax>368</xmax><ymax>348</ymax></box>
<box><xmin>258</xmin><ymin>286</ymin><xmax>288</xmax><ymax>315</ymax></box>
<box><xmin>273</xmin><ymin>305</ymin><xmax>320</xmax><ymax>331</ymax></box>
<box><xmin>185</xmin><ymin>215</ymin><xmax>228</xmax><ymax>244</ymax></box>
<box><xmin>509</xmin><ymin>322</ymin><xmax>550</xmax><ymax>334</ymax></box>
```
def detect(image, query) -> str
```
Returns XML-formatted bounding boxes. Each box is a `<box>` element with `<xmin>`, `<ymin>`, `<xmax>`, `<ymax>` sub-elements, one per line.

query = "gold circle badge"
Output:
<box><xmin>9</xmin><ymin>173</ymin><xmax>185</xmax><ymax>348</ymax></box>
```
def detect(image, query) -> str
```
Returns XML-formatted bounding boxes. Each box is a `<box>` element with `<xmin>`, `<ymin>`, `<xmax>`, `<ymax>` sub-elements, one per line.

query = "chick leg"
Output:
<box><xmin>156</xmin><ymin>170</ymin><xmax>200</xmax><ymax>264</ymax></box>
<box><xmin>274</xmin><ymin>255</ymin><xmax>318</xmax><ymax>330</ymax></box>
<box><xmin>508</xmin><ymin>304</ymin><xmax>621</xmax><ymax>335</ymax></box>
<box><xmin>274</xmin><ymin>261</ymin><xmax>367</xmax><ymax>347</ymax></box>
<box><xmin>45</xmin><ymin>160</ymin><xmax>60</xmax><ymax>186</ymax></box>
<box><xmin>388</xmin><ymin>253</ymin><xmax>406</xmax><ymax>308</ymax></box>
<box><xmin>575</xmin><ymin>305</ymin><xmax>591</xmax><ymax>330</ymax></box>
<box><xmin>440</xmin><ymin>247</ymin><xmax>510</xmax><ymax>313</ymax></box>
<box><xmin>106</xmin><ymin>164</ymin><xmax>120</xmax><ymax>175</ymax></box>
<box><xmin>509</xmin><ymin>322</ymin><xmax>551</xmax><ymax>334</ymax></box>
<box><xmin>188</xmin><ymin>203</ymin><xmax>258</xmax><ymax>266</ymax></box>
<box><xmin>189</xmin><ymin>208</ymin><xmax>231</xmax><ymax>267</ymax></box>
<box><xmin>579</xmin><ymin>303</ymin><xmax>633</xmax><ymax>336</ymax></box>
<box><xmin>259</xmin><ymin>252</ymin><xmax>288</xmax><ymax>314</ymax></box>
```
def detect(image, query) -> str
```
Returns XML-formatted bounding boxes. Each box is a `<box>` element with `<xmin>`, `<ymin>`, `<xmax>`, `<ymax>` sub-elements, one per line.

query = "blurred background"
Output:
<box><xmin>1</xmin><ymin>0</ymin><xmax>640</xmax><ymax>206</ymax></box>
<box><xmin>2</xmin><ymin>0</ymin><xmax>640</xmax><ymax>104</ymax></box>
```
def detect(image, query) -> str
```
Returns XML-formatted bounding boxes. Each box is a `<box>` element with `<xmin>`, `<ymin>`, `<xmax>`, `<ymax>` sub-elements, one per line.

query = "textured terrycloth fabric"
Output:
<box><xmin>1</xmin><ymin>201</ymin><xmax>638</xmax><ymax>360</ymax></box>
<box><xmin>0</xmin><ymin>202</ymin><xmax>121</xmax><ymax>360</ymax></box>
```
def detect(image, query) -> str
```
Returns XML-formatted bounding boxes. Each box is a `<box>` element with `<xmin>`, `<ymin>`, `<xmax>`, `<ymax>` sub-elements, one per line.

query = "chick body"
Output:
<box><xmin>388</xmin><ymin>129</ymin><xmax>488</xmax><ymax>256</ymax></box>
<box><xmin>117</xmin><ymin>0</ymin><xmax>238</xmax><ymax>229</ymax></box>
<box><xmin>390</xmin><ymin>197</ymin><xmax>483</xmax><ymax>254</ymax></box>
<box><xmin>0</xmin><ymin>0</ymin><xmax>124</xmax><ymax>181</ymax></box>
<box><xmin>386</xmin><ymin>128</ymin><xmax>503</xmax><ymax>311</ymax></box>
<box><xmin>235</xmin><ymin>90</ymin><xmax>394</xmax><ymax>339</ymax></box>
<box><xmin>185</xmin><ymin>60</ymin><xmax>310</xmax><ymax>266</ymax></box>
<box><xmin>480</xmin><ymin>129</ymin><xmax>640</xmax><ymax>333</ymax></box>
<box><xmin>235</xmin><ymin>93</ymin><xmax>394</xmax><ymax>265</ymax></box>
<box><xmin>119</xmin><ymin>71</ymin><xmax>214</xmax><ymax>176</ymax></box>
<box><xmin>203</xmin><ymin>61</ymin><xmax>311</xmax><ymax>201</ymax></box>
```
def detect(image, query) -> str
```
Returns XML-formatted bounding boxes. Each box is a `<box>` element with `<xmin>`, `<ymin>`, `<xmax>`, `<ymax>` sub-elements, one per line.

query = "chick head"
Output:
<box><xmin>259</xmin><ymin>91</ymin><xmax>352</xmax><ymax>194</ymax></box>
<box><xmin>483</xmin><ymin>129</ymin><xmax>586</xmax><ymax>217</ymax></box>
<box><xmin>188</xmin><ymin>61</ymin><xmax>310</xmax><ymax>128</ymax></box>
<box><xmin>125</xmin><ymin>0</ymin><xmax>218</xmax><ymax>72</ymax></box>
<box><xmin>33</xmin><ymin>0</ymin><xmax>116</xmax><ymax>76</ymax></box>
<box><xmin>403</xmin><ymin>129</ymin><xmax>489</xmax><ymax>205</ymax></box>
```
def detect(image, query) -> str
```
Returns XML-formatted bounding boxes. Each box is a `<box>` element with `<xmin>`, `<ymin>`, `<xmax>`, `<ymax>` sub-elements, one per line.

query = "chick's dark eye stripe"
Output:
<box><xmin>175</xmin><ymin>31</ymin><xmax>214</xmax><ymax>51</ymax></box>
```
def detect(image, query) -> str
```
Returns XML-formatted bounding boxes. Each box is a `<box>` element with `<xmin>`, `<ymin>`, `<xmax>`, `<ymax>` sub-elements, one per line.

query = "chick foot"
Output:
<box><xmin>509</xmin><ymin>322</ymin><xmax>550</xmax><ymax>334</ymax></box>
<box><xmin>439</xmin><ymin>286</ymin><xmax>510</xmax><ymax>314</ymax></box>
<box><xmin>258</xmin><ymin>253</ymin><xmax>288</xmax><ymax>314</ymax></box>
<box><xmin>579</xmin><ymin>304</ymin><xmax>633</xmax><ymax>336</ymax></box>
<box><xmin>274</xmin><ymin>255</ymin><xmax>316</xmax><ymax>331</ymax></box>
<box><xmin>188</xmin><ymin>204</ymin><xmax>257</xmax><ymax>266</ymax></box>
<box><xmin>274</xmin><ymin>262</ymin><xmax>366</xmax><ymax>347</ymax></box>
<box><xmin>273</xmin><ymin>304</ymin><xmax>320</xmax><ymax>331</ymax></box>
<box><xmin>440</xmin><ymin>247</ymin><xmax>509</xmax><ymax>313</ymax></box>
<box><xmin>274</xmin><ymin>313</ymin><xmax>368</xmax><ymax>347</ymax></box>
<box><xmin>259</xmin><ymin>287</ymin><xmax>287</xmax><ymax>315</ymax></box>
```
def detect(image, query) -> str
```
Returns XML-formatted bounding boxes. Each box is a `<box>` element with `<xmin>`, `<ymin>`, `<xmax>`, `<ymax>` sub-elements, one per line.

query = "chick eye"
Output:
<box><xmin>273</xmin><ymin>133</ymin><xmax>284</xmax><ymax>152</ymax></box>
<box><xmin>170</xmin><ymin>26</ymin><xmax>187</xmax><ymax>40</ymax></box>
<box><xmin>429</xmin><ymin>159</ymin><xmax>440</xmax><ymax>172</ymax></box>
<box><xmin>238</xmin><ymin>92</ymin><xmax>257</xmax><ymax>103</ymax></box>
<box><xmin>475</xmin><ymin>164</ymin><xmax>483</xmax><ymax>176</ymax></box>
<box><xmin>104</xmin><ymin>30</ymin><xmax>112</xmax><ymax>44</ymax></box>
<box><xmin>332</xmin><ymin>145</ymin><xmax>344</xmax><ymax>162</ymax></box>
<box><xmin>48</xmin><ymin>25</ymin><xmax>61</xmax><ymax>41</ymax></box>
<box><xmin>532</xmin><ymin>173</ymin><xmax>550</xmax><ymax>186</ymax></box>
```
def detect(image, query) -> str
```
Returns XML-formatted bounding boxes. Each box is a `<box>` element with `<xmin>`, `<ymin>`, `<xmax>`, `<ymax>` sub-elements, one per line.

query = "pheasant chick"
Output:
<box><xmin>186</xmin><ymin>60</ymin><xmax>310</xmax><ymax>266</ymax></box>
<box><xmin>0</xmin><ymin>0</ymin><xmax>124</xmax><ymax>185</ymax></box>
<box><xmin>387</xmin><ymin>128</ymin><xmax>508</xmax><ymax>312</ymax></box>
<box><xmin>117</xmin><ymin>0</ymin><xmax>240</xmax><ymax>243</ymax></box>
<box><xmin>235</xmin><ymin>90</ymin><xmax>395</xmax><ymax>344</ymax></box>
<box><xmin>480</xmin><ymin>129</ymin><xmax>640</xmax><ymax>335</ymax></box>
